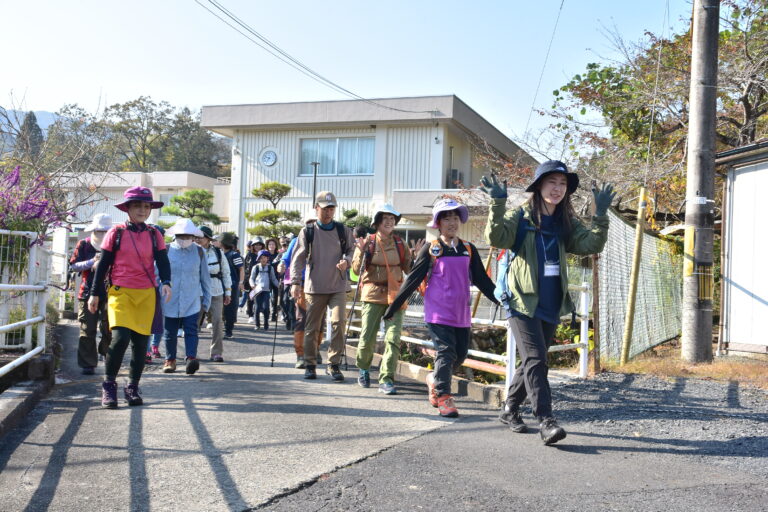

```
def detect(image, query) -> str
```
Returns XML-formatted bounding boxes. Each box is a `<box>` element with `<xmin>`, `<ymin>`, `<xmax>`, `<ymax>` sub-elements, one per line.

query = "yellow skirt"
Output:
<box><xmin>107</xmin><ymin>286</ymin><xmax>156</xmax><ymax>335</ymax></box>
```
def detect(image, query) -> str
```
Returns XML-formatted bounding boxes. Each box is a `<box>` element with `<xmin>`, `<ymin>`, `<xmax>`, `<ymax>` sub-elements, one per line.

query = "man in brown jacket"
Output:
<box><xmin>291</xmin><ymin>191</ymin><xmax>356</xmax><ymax>380</ymax></box>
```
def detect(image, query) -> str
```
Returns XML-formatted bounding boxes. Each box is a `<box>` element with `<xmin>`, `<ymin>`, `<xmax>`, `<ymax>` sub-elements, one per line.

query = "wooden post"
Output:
<box><xmin>620</xmin><ymin>187</ymin><xmax>648</xmax><ymax>365</ymax></box>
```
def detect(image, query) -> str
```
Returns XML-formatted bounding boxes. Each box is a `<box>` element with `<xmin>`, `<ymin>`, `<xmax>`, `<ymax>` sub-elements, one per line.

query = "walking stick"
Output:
<box><xmin>270</xmin><ymin>308</ymin><xmax>278</xmax><ymax>367</ymax></box>
<box><xmin>342</xmin><ymin>252</ymin><xmax>367</xmax><ymax>371</ymax></box>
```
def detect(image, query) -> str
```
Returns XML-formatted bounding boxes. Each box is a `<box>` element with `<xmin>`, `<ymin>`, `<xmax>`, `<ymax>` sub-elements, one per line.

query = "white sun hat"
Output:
<box><xmin>84</xmin><ymin>213</ymin><xmax>112</xmax><ymax>233</ymax></box>
<box><xmin>371</xmin><ymin>203</ymin><xmax>401</xmax><ymax>226</ymax></box>
<box><xmin>166</xmin><ymin>218</ymin><xmax>204</xmax><ymax>238</ymax></box>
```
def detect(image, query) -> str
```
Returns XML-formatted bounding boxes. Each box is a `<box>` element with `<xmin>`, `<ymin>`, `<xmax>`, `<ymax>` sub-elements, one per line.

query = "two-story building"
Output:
<box><xmin>201</xmin><ymin>95</ymin><xmax>536</xmax><ymax>246</ymax></box>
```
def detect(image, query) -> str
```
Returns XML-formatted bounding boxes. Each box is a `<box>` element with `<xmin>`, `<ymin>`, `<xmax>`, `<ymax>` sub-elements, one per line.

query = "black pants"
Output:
<box><xmin>77</xmin><ymin>299</ymin><xmax>111</xmax><ymax>368</ymax></box>
<box><xmin>224</xmin><ymin>288</ymin><xmax>240</xmax><ymax>335</ymax></box>
<box><xmin>426</xmin><ymin>322</ymin><xmax>471</xmax><ymax>396</ymax></box>
<box><xmin>105</xmin><ymin>327</ymin><xmax>148</xmax><ymax>382</ymax></box>
<box><xmin>506</xmin><ymin>315</ymin><xmax>557</xmax><ymax>420</ymax></box>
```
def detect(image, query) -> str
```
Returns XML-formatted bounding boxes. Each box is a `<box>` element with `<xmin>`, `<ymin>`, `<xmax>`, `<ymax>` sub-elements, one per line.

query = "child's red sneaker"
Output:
<box><xmin>437</xmin><ymin>394</ymin><xmax>459</xmax><ymax>418</ymax></box>
<box><xmin>426</xmin><ymin>372</ymin><xmax>438</xmax><ymax>407</ymax></box>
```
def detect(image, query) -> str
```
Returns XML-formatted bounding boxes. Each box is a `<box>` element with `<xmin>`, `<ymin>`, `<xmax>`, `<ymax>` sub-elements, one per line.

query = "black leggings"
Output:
<box><xmin>105</xmin><ymin>327</ymin><xmax>149</xmax><ymax>382</ymax></box>
<box><xmin>506</xmin><ymin>315</ymin><xmax>557</xmax><ymax>420</ymax></box>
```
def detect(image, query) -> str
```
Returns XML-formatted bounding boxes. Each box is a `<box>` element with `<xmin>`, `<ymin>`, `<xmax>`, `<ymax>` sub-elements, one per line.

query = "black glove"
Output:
<box><xmin>479</xmin><ymin>173</ymin><xmax>508</xmax><ymax>199</ymax></box>
<box><xmin>592</xmin><ymin>183</ymin><xmax>616</xmax><ymax>216</ymax></box>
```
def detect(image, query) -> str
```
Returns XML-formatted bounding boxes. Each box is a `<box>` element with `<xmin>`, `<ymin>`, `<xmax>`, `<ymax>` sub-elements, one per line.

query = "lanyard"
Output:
<box><xmin>538</xmin><ymin>231</ymin><xmax>559</xmax><ymax>264</ymax></box>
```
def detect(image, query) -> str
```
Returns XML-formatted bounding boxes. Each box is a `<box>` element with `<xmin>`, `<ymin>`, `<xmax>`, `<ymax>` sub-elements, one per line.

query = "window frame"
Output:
<box><xmin>298</xmin><ymin>136</ymin><xmax>375</xmax><ymax>177</ymax></box>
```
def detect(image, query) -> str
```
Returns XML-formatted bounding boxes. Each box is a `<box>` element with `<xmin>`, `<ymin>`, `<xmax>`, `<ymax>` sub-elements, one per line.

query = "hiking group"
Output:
<box><xmin>70</xmin><ymin>160</ymin><xmax>615</xmax><ymax>445</ymax></box>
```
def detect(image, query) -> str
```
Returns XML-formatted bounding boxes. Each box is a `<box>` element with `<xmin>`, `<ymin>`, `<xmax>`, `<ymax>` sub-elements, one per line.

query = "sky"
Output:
<box><xmin>1</xmin><ymin>0</ymin><xmax>693</xmax><ymax>143</ymax></box>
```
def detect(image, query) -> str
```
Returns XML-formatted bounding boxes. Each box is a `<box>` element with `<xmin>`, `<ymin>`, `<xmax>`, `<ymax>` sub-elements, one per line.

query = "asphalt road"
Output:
<box><xmin>0</xmin><ymin>311</ymin><xmax>766</xmax><ymax>512</ymax></box>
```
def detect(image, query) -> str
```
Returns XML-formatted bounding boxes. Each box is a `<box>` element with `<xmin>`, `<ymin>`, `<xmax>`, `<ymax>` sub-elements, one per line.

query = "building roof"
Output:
<box><xmin>201</xmin><ymin>95</ymin><xmax>527</xmax><ymax>161</ymax></box>
<box><xmin>715</xmin><ymin>140</ymin><xmax>768</xmax><ymax>167</ymax></box>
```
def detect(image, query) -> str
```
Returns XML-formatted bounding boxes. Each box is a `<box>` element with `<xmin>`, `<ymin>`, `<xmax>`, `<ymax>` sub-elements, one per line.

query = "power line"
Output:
<box><xmin>523</xmin><ymin>0</ymin><xmax>566</xmax><ymax>136</ymax></box>
<box><xmin>643</xmin><ymin>0</ymin><xmax>670</xmax><ymax>185</ymax></box>
<box><xmin>194</xmin><ymin>0</ymin><xmax>438</xmax><ymax>115</ymax></box>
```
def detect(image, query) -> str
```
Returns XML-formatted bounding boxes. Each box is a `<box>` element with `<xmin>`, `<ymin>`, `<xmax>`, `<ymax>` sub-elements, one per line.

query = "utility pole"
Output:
<box><xmin>682</xmin><ymin>0</ymin><xmax>719</xmax><ymax>363</ymax></box>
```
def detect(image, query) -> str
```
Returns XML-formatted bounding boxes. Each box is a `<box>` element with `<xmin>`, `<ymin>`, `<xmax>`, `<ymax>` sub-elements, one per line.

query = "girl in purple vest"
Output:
<box><xmin>385</xmin><ymin>199</ymin><xmax>497</xmax><ymax>417</ymax></box>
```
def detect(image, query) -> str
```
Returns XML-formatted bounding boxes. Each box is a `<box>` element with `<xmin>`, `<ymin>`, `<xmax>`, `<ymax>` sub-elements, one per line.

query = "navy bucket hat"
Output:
<box><xmin>526</xmin><ymin>160</ymin><xmax>579</xmax><ymax>194</ymax></box>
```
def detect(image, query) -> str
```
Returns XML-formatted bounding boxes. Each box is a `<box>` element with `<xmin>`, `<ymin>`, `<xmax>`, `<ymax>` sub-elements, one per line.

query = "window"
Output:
<box><xmin>299</xmin><ymin>137</ymin><xmax>374</xmax><ymax>176</ymax></box>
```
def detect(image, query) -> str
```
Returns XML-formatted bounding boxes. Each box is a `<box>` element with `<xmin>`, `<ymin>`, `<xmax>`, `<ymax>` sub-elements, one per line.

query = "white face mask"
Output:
<box><xmin>176</xmin><ymin>239</ymin><xmax>193</xmax><ymax>249</ymax></box>
<box><xmin>90</xmin><ymin>232</ymin><xmax>105</xmax><ymax>251</ymax></box>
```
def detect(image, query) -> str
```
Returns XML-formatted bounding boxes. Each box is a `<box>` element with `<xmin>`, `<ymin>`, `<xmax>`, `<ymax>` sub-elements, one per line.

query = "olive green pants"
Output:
<box><xmin>355</xmin><ymin>302</ymin><xmax>404</xmax><ymax>384</ymax></box>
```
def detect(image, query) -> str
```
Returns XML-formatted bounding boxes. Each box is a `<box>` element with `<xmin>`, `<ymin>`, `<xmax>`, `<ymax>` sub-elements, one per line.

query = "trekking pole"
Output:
<box><xmin>270</xmin><ymin>305</ymin><xmax>279</xmax><ymax>367</ymax></box>
<box><xmin>342</xmin><ymin>254</ymin><xmax>367</xmax><ymax>371</ymax></box>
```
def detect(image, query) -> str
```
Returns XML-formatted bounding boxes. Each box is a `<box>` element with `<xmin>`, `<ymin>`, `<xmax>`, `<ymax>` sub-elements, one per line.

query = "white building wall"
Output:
<box><xmin>234</xmin><ymin>124</ymin><xmax>446</xmax><ymax>240</ymax></box>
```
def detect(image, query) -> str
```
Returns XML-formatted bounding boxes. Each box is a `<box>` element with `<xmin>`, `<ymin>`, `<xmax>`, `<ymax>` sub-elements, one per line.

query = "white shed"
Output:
<box><xmin>718</xmin><ymin>141</ymin><xmax>768</xmax><ymax>354</ymax></box>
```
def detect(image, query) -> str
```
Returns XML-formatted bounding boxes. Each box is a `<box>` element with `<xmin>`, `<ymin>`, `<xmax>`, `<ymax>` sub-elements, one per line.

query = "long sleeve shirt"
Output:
<box><xmin>164</xmin><ymin>243</ymin><xmax>212</xmax><ymax>318</ymax></box>
<box><xmin>204</xmin><ymin>245</ymin><xmax>232</xmax><ymax>298</ymax></box>
<box><xmin>384</xmin><ymin>239</ymin><xmax>498</xmax><ymax>321</ymax></box>
<box><xmin>290</xmin><ymin>221</ymin><xmax>355</xmax><ymax>294</ymax></box>
<box><xmin>69</xmin><ymin>238</ymin><xmax>98</xmax><ymax>300</ymax></box>
<box><xmin>249</xmin><ymin>263</ymin><xmax>279</xmax><ymax>295</ymax></box>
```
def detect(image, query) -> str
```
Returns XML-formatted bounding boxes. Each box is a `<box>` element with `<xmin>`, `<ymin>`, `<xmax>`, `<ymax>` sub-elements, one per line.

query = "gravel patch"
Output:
<box><xmin>550</xmin><ymin>372</ymin><xmax>768</xmax><ymax>478</ymax></box>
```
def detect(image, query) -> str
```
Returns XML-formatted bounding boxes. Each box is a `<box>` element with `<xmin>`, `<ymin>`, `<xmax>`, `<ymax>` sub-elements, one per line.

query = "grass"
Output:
<box><xmin>602</xmin><ymin>339</ymin><xmax>768</xmax><ymax>390</ymax></box>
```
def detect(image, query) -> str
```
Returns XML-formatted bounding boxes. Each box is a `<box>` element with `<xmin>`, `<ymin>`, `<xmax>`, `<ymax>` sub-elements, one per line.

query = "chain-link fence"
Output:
<box><xmin>598</xmin><ymin>209</ymin><xmax>683</xmax><ymax>361</ymax></box>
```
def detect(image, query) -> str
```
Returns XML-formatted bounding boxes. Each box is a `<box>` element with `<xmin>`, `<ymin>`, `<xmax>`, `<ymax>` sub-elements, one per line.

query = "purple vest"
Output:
<box><xmin>424</xmin><ymin>254</ymin><xmax>471</xmax><ymax>327</ymax></box>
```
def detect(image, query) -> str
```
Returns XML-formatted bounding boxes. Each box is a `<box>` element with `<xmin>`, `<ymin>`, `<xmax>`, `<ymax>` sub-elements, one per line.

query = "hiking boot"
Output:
<box><xmin>151</xmin><ymin>345</ymin><xmax>162</xmax><ymax>358</ymax></box>
<box><xmin>101</xmin><ymin>381</ymin><xmax>118</xmax><ymax>409</ymax></box>
<box><xmin>437</xmin><ymin>394</ymin><xmax>459</xmax><ymax>418</ymax></box>
<box><xmin>294</xmin><ymin>357</ymin><xmax>306</xmax><ymax>369</ymax></box>
<box><xmin>304</xmin><ymin>365</ymin><xmax>317</xmax><ymax>379</ymax></box>
<box><xmin>499</xmin><ymin>402</ymin><xmax>528</xmax><ymax>433</ymax></box>
<box><xmin>124</xmin><ymin>383</ymin><xmax>143</xmax><ymax>406</ymax></box>
<box><xmin>163</xmin><ymin>359</ymin><xmax>176</xmax><ymax>373</ymax></box>
<box><xmin>539</xmin><ymin>417</ymin><xmax>567</xmax><ymax>445</ymax></box>
<box><xmin>82</xmin><ymin>366</ymin><xmax>95</xmax><ymax>376</ymax></box>
<box><xmin>425</xmin><ymin>372</ymin><xmax>438</xmax><ymax>407</ymax></box>
<box><xmin>326</xmin><ymin>364</ymin><xmax>344</xmax><ymax>382</ymax></box>
<box><xmin>357</xmin><ymin>369</ymin><xmax>370</xmax><ymax>388</ymax></box>
<box><xmin>378</xmin><ymin>381</ymin><xmax>397</xmax><ymax>395</ymax></box>
<box><xmin>185</xmin><ymin>357</ymin><xmax>200</xmax><ymax>375</ymax></box>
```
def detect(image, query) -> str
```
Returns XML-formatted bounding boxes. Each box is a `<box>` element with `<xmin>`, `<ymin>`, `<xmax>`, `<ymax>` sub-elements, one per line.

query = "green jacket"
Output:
<box><xmin>485</xmin><ymin>198</ymin><xmax>609</xmax><ymax>319</ymax></box>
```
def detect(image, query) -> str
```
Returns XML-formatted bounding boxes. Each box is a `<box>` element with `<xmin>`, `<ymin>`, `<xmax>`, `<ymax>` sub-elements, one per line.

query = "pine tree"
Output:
<box><xmin>18</xmin><ymin>111</ymin><xmax>44</xmax><ymax>160</ymax></box>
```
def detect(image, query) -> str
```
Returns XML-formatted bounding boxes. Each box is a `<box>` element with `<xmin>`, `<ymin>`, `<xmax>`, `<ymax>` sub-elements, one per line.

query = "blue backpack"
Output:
<box><xmin>494</xmin><ymin>208</ymin><xmax>531</xmax><ymax>308</ymax></box>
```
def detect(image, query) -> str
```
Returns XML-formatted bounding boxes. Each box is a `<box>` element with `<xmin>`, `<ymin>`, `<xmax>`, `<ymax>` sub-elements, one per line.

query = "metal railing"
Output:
<box><xmin>0</xmin><ymin>230</ymin><xmax>49</xmax><ymax>378</ymax></box>
<box><xmin>342</xmin><ymin>282</ymin><xmax>591</xmax><ymax>398</ymax></box>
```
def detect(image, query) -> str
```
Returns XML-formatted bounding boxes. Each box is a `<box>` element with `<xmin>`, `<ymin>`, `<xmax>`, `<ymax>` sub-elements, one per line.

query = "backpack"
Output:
<box><xmin>363</xmin><ymin>233</ymin><xmax>407</xmax><ymax>270</ymax></box>
<box><xmin>208</xmin><ymin>246</ymin><xmax>224</xmax><ymax>282</ymax></box>
<box><xmin>305</xmin><ymin>221</ymin><xmax>348</xmax><ymax>263</ymax></box>
<box><xmin>495</xmin><ymin>208</ymin><xmax>530</xmax><ymax>305</ymax></box>
<box><xmin>417</xmin><ymin>238</ymin><xmax>473</xmax><ymax>296</ymax></box>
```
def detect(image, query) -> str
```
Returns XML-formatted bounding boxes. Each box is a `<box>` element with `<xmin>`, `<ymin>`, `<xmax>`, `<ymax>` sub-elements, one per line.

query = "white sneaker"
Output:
<box><xmin>178</xmin><ymin>328</ymin><xmax>184</xmax><ymax>338</ymax></box>
<box><xmin>247</xmin><ymin>317</ymin><xmax>255</xmax><ymax>324</ymax></box>
<box><xmin>206</xmin><ymin>323</ymin><xmax>213</xmax><ymax>329</ymax></box>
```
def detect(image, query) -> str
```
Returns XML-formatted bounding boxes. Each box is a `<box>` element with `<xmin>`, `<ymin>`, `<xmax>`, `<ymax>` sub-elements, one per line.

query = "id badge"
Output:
<box><xmin>544</xmin><ymin>263</ymin><xmax>560</xmax><ymax>277</ymax></box>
